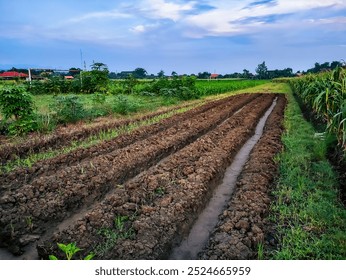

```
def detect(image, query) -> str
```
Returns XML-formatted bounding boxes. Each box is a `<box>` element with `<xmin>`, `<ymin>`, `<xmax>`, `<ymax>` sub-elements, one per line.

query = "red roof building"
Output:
<box><xmin>210</xmin><ymin>73</ymin><xmax>219</xmax><ymax>79</ymax></box>
<box><xmin>0</xmin><ymin>71</ymin><xmax>29</xmax><ymax>79</ymax></box>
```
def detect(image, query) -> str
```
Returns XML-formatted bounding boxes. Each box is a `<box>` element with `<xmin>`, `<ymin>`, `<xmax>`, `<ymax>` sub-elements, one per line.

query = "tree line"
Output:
<box><xmin>1</xmin><ymin>60</ymin><xmax>344</xmax><ymax>81</ymax></box>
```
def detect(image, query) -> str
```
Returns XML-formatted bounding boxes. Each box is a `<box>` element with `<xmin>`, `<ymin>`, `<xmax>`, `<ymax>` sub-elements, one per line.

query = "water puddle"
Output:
<box><xmin>169</xmin><ymin>97</ymin><xmax>277</xmax><ymax>260</ymax></box>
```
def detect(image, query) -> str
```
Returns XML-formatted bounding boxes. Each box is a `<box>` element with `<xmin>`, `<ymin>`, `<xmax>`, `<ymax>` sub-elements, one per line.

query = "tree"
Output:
<box><xmin>133</xmin><ymin>68</ymin><xmax>147</xmax><ymax>79</ymax></box>
<box><xmin>157</xmin><ymin>70</ymin><xmax>165</xmax><ymax>78</ymax></box>
<box><xmin>197</xmin><ymin>71</ymin><xmax>211</xmax><ymax>79</ymax></box>
<box><xmin>80</xmin><ymin>62</ymin><xmax>109</xmax><ymax>93</ymax></box>
<box><xmin>331</xmin><ymin>61</ymin><xmax>342</xmax><ymax>70</ymax></box>
<box><xmin>242</xmin><ymin>69</ymin><xmax>251</xmax><ymax>79</ymax></box>
<box><xmin>68</xmin><ymin>68</ymin><xmax>82</xmax><ymax>77</ymax></box>
<box><xmin>255</xmin><ymin>61</ymin><xmax>268</xmax><ymax>79</ymax></box>
<box><xmin>90</xmin><ymin>62</ymin><xmax>108</xmax><ymax>71</ymax></box>
<box><xmin>171</xmin><ymin>71</ymin><xmax>178</xmax><ymax>77</ymax></box>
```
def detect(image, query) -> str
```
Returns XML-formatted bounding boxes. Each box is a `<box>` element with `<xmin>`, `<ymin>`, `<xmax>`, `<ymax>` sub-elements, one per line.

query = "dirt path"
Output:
<box><xmin>0</xmin><ymin>93</ymin><xmax>287</xmax><ymax>260</ymax></box>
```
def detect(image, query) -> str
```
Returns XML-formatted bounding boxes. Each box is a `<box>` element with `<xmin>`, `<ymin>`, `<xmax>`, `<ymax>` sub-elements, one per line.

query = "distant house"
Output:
<box><xmin>210</xmin><ymin>73</ymin><xmax>219</xmax><ymax>79</ymax></box>
<box><xmin>0</xmin><ymin>71</ymin><xmax>28</xmax><ymax>80</ymax></box>
<box><xmin>64</xmin><ymin>75</ymin><xmax>74</xmax><ymax>80</ymax></box>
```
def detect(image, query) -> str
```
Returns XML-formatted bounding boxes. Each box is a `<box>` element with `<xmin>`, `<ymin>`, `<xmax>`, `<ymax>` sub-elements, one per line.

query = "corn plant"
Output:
<box><xmin>289</xmin><ymin>67</ymin><xmax>346</xmax><ymax>150</ymax></box>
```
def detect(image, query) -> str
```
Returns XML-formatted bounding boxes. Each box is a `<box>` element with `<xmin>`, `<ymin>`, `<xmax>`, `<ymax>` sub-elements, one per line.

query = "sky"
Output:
<box><xmin>0</xmin><ymin>0</ymin><xmax>345</xmax><ymax>75</ymax></box>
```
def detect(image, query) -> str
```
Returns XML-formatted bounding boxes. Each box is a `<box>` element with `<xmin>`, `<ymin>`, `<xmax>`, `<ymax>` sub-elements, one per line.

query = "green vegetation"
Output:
<box><xmin>94</xmin><ymin>215</ymin><xmax>135</xmax><ymax>258</ymax></box>
<box><xmin>288</xmin><ymin>67</ymin><xmax>346</xmax><ymax>151</ymax></box>
<box><xmin>49</xmin><ymin>242</ymin><xmax>94</xmax><ymax>260</ymax></box>
<box><xmin>0</xmin><ymin>105</ymin><xmax>195</xmax><ymax>173</ymax></box>
<box><xmin>0</xmin><ymin>85</ymin><xmax>37</xmax><ymax>135</ymax></box>
<box><xmin>196</xmin><ymin>79</ymin><xmax>269</xmax><ymax>95</ymax></box>
<box><xmin>269</xmin><ymin>89</ymin><xmax>346</xmax><ymax>259</ymax></box>
<box><xmin>0</xmin><ymin>77</ymin><xmax>267</xmax><ymax>136</ymax></box>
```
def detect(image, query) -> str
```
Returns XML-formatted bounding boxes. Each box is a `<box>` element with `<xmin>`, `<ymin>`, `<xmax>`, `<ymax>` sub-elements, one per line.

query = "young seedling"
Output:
<box><xmin>49</xmin><ymin>242</ymin><xmax>94</xmax><ymax>260</ymax></box>
<box><xmin>26</xmin><ymin>216</ymin><xmax>33</xmax><ymax>231</ymax></box>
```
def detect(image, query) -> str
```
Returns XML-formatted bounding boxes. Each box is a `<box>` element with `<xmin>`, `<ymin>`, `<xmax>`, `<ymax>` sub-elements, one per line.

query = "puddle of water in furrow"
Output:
<box><xmin>169</xmin><ymin>97</ymin><xmax>278</xmax><ymax>260</ymax></box>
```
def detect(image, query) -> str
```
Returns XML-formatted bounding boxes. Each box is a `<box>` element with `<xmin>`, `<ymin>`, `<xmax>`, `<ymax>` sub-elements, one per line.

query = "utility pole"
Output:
<box><xmin>28</xmin><ymin>68</ymin><xmax>32</xmax><ymax>84</ymax></box>
<box><xmin>80</xmin><ymin>49</ymin><xmax>83</xmax><ymax>88</ymax></box>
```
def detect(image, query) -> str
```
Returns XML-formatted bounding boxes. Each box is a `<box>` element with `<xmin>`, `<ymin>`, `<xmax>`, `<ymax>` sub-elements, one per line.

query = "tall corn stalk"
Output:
<box><xmin>289</xmin><ymin>67</ymin><xmax>346</xmax><ymax>151</ymax></box>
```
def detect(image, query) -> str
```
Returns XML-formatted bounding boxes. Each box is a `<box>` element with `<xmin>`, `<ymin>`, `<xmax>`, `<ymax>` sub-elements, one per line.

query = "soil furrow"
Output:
<box><xmin>0</xmin><ymin>94</ymin><xmax>260</xmax><ymax>255</ymax></box>
<box><xmin>0</xmin><ymin>94</ymin><xmax>257</xmax><ymax>193</ymax></box>
<box><xmin>0</xmin><ymin>102</ymin><xmax>200</xmax><ymax>165</ymax></box>
<box><xmin>199</xmin><ymin>95</ymin><xmax>287</xmax><ymax>260</ymax></box>
<box><xmin>36</xmin><ymin>94</ymin><xmax>276</xmax><ymax>260</ymax></box>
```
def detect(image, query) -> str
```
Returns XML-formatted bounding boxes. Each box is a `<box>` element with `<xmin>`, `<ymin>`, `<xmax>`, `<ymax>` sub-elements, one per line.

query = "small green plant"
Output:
<box><xmin>94</xmin><ymin>215</ymin><xmax>135</xmax><ymax>257</ymax></box>
<box><xmin>155</xmin><ymin>186</ymin><xmax>165</xmax><ymax>196</ymax></box>
<box><xmin>26</xmin><ymin>216</ymin><xmax>33</xmax><ymax>231</ymax></box>
<box><xmin>114</xmin><ymin>215</ymin><xmax>128</xmax><ymax>232</ymax></box>
<box><xmin>36</xmin><ymin>113</ymin><xmax>57</xmax><ymax>133</ymax></box>
<box><xmin>257</xmin><ymin>242</ymin><xmax>264</xmax><ymax>260</ymax></box>
<box><xmin>49</xmin><ymin>242</ymin><xmax>94</xmax><ymax>260</ymax></box>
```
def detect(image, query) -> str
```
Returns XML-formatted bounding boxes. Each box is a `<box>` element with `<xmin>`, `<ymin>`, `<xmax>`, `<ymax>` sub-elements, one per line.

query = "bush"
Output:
<box><xmin>7</xmin><ymin>118</ymin><xmax>38</xmax><ymax>136</ymax></box>
<box><xmin>50</xmin><ymin>95</ymin><xmax>86</xmax><ymax>124</ymax></box>
<box><xmin>0</xmin><ymin>85</ymin><xmax>35</xmax><ymax>120</ymax></box>
<box><xmin>0</xmin><ymin>85</ymin><xmax>37</xmax><ymax>135</ymax></box>
<box><xmin>112</xmin><ymin>95</ymin><xmax>139</xmax><ymax>115</ymax></box>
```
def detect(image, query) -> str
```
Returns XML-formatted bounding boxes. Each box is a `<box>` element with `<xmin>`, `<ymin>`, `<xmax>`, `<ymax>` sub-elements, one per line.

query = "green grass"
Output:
<box><xmin>196</xmin><ymin>79</ymin><xmax>269</xmax><ymax>95</ymax></box>
<box><xmin>33</xmin><ymin>94</ymin><xmax>180</xmax><ymax>115</ymax></box>
<box><xmin>269</xmin><ymin>87</ymin><xmax>346</xmax><ymax>259</ymax></box>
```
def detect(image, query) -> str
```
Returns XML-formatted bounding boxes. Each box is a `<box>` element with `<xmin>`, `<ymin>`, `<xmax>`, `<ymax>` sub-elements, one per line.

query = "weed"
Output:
<box><xmin>94</xmin><ymin>215</ymin><xmax>135</xmax><ymax>258</ymax></box>
<box><xmin>155</xmin><ymin>186</ymin><xmax>165</xmax><ymax>196</ymax></box>
<box><xmin>257</xmin><ymin>242</ymin><xmax>264</xmax><ymax>260</ymax></box>
<box><xmin>26</xmin><ymin>216</ymin><xmax>33</xmax><ymax>231</ymax></box>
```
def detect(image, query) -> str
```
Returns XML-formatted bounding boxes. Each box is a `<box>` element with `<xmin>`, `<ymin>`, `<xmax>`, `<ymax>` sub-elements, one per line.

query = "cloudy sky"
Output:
<box><xmin>0</xmin><ymin>0</ymin><xmax>345</xmax><ymax>74</ymax></box>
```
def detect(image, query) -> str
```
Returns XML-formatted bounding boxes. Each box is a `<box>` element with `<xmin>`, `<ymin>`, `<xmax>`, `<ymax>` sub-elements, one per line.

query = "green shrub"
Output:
<box><xmin>36</xmin><ymin>113</ymin><xmax>57</xmax><ymax>133</ymax></box>
<box><xmin>0</xmin><ymin>85</ymin><xmax>37</xmax><ymax>135</ymax></box>
<box><xmin>112</xmin><ymin>95</ymin><xmax>139</xmax><ymax>115</ymax></box>
<box><xmin>50</xmin><ymin>95</ymin><xmax>86</xmax><ymax>124</ymax></box>
<box><xmin>0</xmin><ymin>85</ymin><xmax>35</xmax><ymax>120</ymax></box>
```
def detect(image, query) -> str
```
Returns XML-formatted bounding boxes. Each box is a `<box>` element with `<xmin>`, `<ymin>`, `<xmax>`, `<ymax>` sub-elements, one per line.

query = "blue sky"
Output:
<box><xmin>0</xmin><ymin>0</ymin><xmax>345</xmax><ymax>74</ymax></box>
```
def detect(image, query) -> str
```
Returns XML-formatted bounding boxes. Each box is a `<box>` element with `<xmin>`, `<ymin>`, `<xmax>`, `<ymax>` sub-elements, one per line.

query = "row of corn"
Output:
<box><xmin>288</xmin><ymin>67</ymin><xmax>346</xmax><ymax>152</ymax></box>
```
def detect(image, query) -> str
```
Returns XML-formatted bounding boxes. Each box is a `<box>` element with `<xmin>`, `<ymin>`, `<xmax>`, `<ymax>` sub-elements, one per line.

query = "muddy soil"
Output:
<box><xmin>0</xmin><ymin>93</ymin><xmax>259</xmax><ymax>256</ymax></box>
<box><xmin>37</xmin><ymin>94</ymin><xmax>280</xmax><ymax>260</ymax></box>
<box><xmin>199</xmin><ymin>95</ymin><xmax>287</xmax><ymax>259</ymax></box>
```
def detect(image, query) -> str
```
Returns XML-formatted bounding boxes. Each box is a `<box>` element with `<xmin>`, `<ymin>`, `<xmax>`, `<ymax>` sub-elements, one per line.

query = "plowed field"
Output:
<box><xmin>0</xmin><ymin>93</ymin><xmax>286</xmax><ymax>260</ymax></box>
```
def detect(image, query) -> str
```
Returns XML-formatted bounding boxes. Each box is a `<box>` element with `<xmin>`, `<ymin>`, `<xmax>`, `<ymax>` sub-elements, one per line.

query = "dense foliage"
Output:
<box><xmin>0</xmin><ymin>85</ymin><xmax>37</xmax><ymax>135</ymax></box>
<box><xmin>288</xmin><ymin>67</ymin><xmax>346</xmax><ymax>150</ymax></box>
<box><xmin>0</xmin><ymin>76</ymin><xmax>267</xmax><ymax>136</ymax></box>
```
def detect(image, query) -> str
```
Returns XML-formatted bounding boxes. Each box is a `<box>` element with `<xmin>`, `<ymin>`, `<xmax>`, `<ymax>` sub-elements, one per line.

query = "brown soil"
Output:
<box><xmin>0</xmin><ymin>93</ymin><xmax>287</xmax><ymax>260</ymax></box>
<box><xmin>199</xmin><ymin>95</ymin><xmax>287</xmax><ymax>259</ymax></box>
<box><xmin>0</xmin><ymin>101</ymin><xmax>201</xmax><ymax>165</ymax></box>
<box><xmin>0</xmin><ymin>94</ymin><xmax>254</xmax><ymax>193</ymax></box>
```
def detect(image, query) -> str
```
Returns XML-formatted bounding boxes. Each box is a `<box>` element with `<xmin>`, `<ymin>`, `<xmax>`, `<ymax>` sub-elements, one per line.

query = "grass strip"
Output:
<box><xmin>268</xmin><ymin>89</ymin><xmax>346</xmax><ymax>259</ymax></box>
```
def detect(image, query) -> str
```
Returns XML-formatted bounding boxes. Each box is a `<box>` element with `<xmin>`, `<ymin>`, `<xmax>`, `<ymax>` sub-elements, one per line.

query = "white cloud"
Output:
<box><xmin>182</xmin><ymin>0</ymin><xmax>346</xmax><ymax>37</ymax></box>
<box><xmin>67</xmin><ymin>10</ymin><xmax>132</xmax><ymax>23</ymax></box>
<box><xmin>131</xmin><ymin>24</ymin><xmax>146</xmax><ymax>33</ymax></box>
<box><xmin>138</xmin><ymin>0</ymin><xmax>196</xmax><ymax>21</ymax></box>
